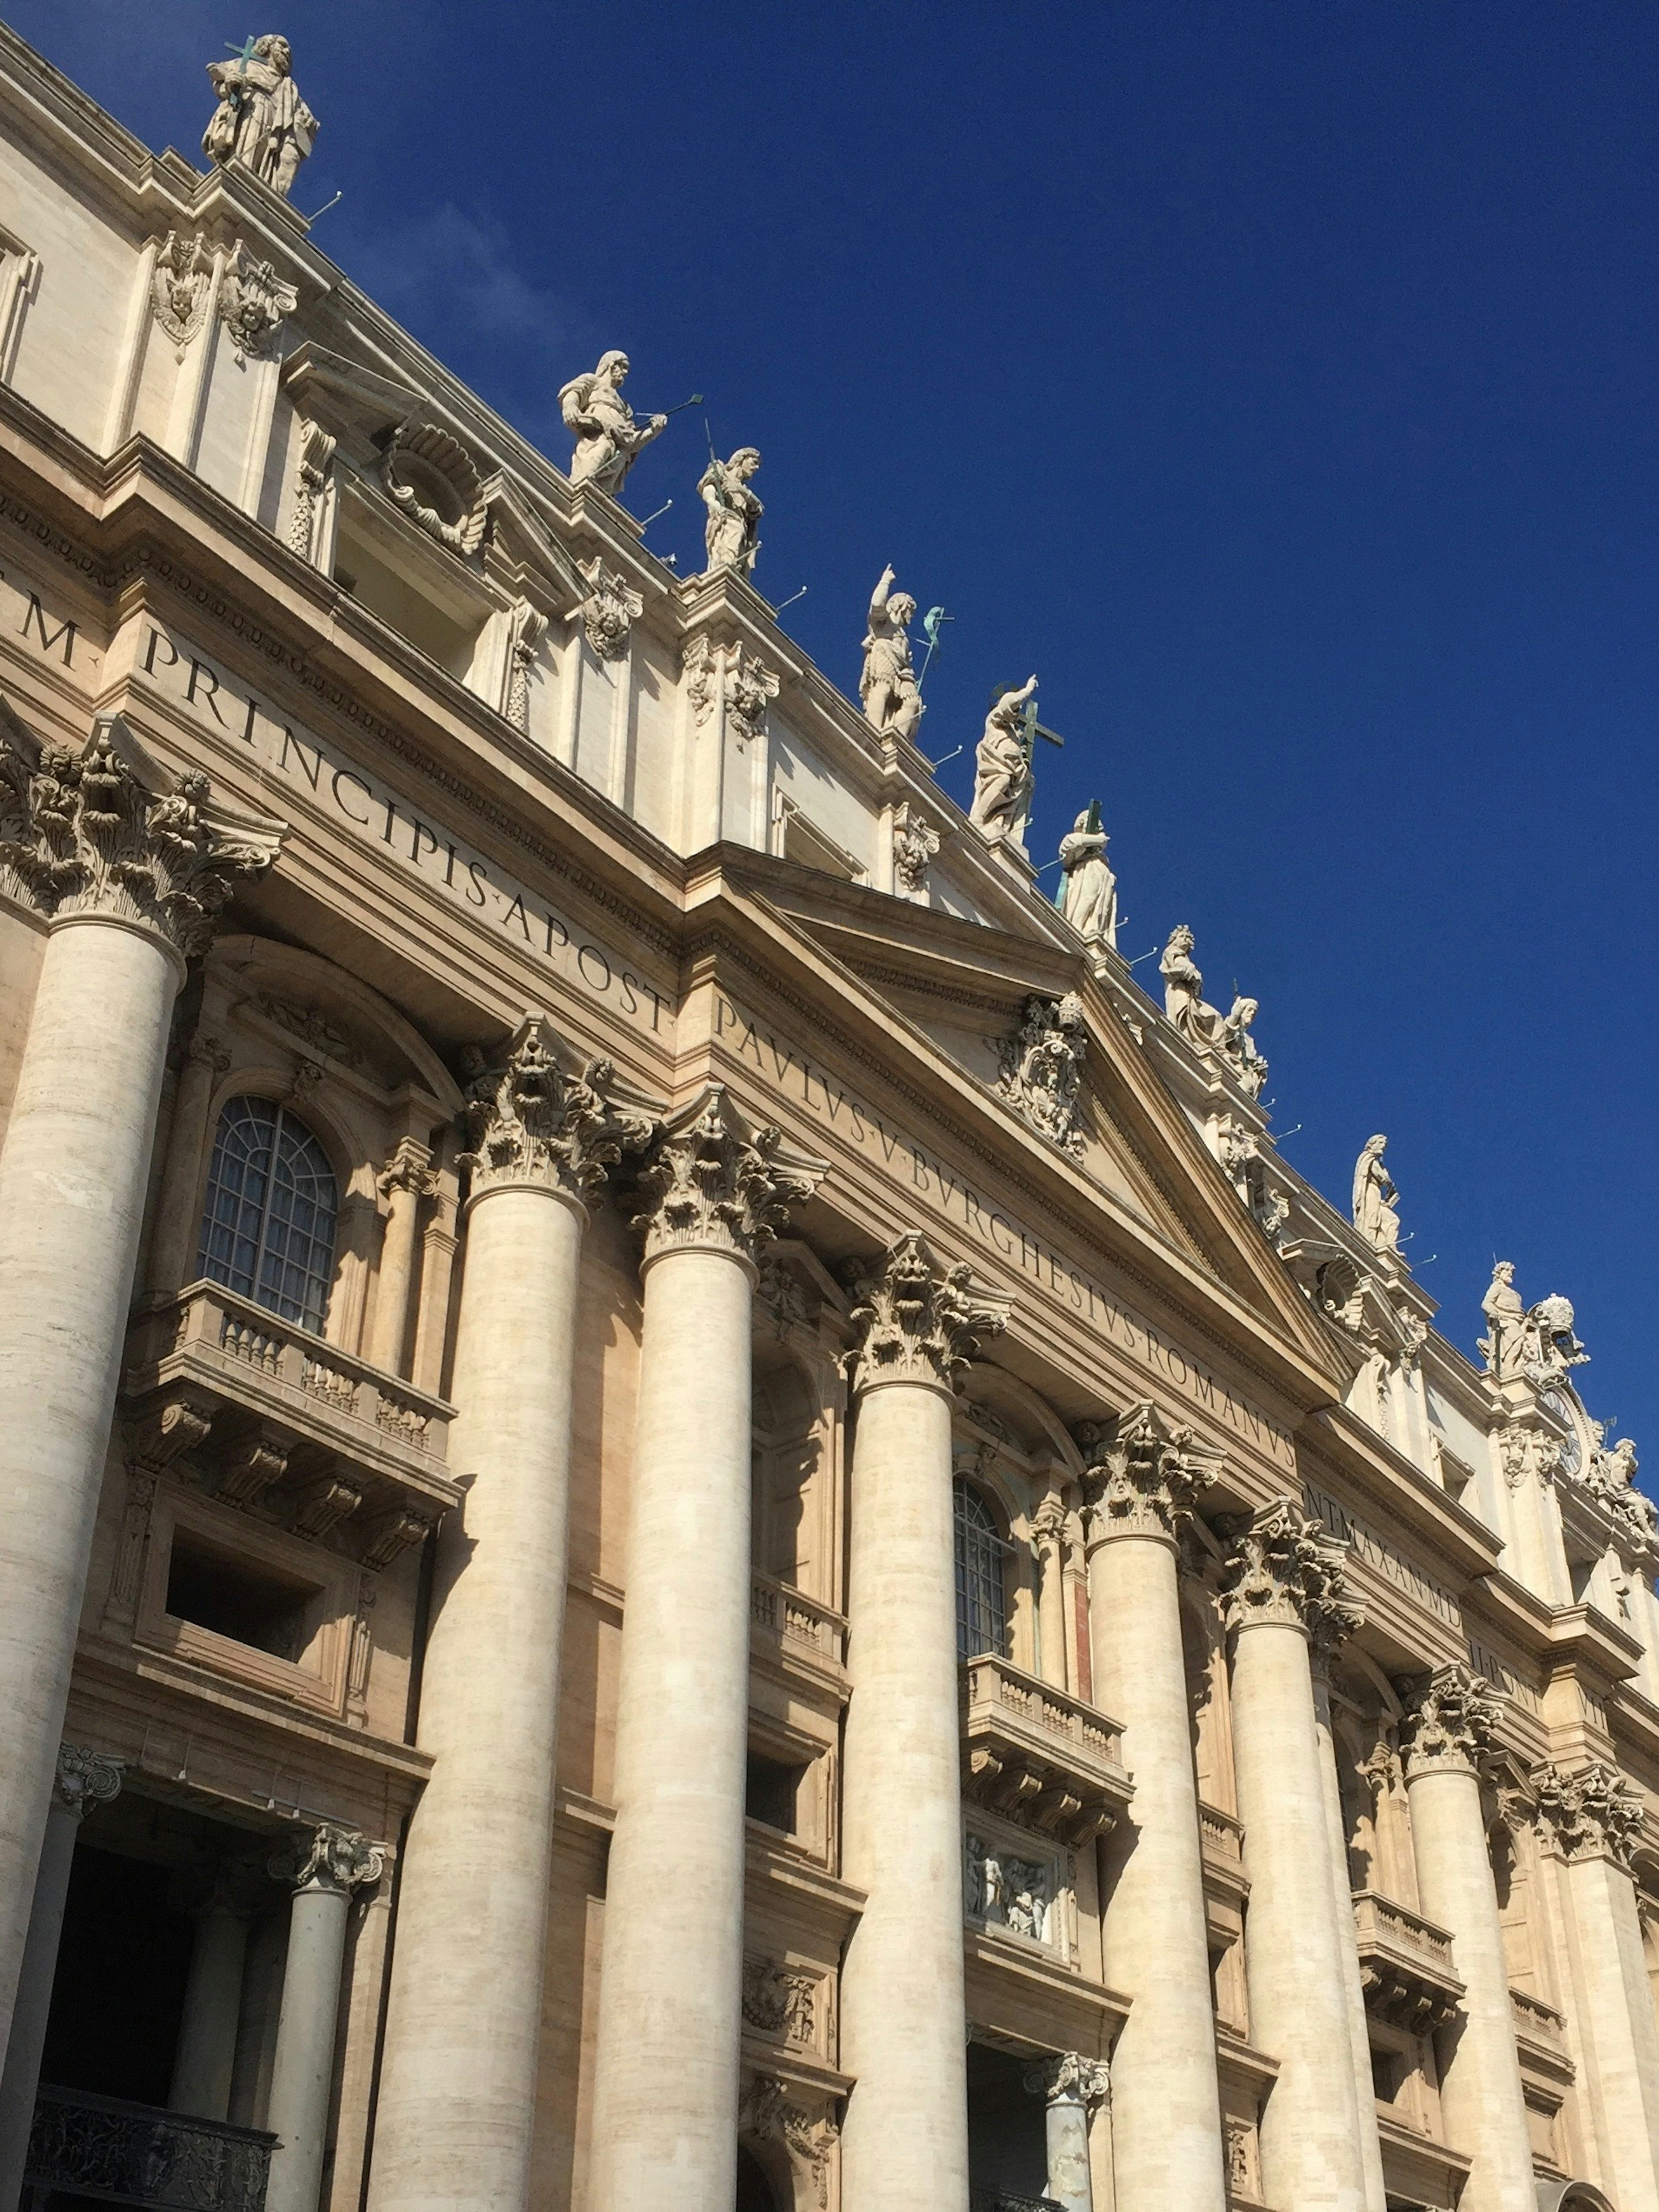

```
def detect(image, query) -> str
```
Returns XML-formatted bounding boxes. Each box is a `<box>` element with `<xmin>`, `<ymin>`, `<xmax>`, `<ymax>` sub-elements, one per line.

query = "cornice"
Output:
<box><xmin>1544</xmin><ymin>1602</ymin><xmax>1643</xmax><ymax>1691</ymax></box>
<box><xmin>1302</xmin><ymin>1404</ymin><xmax>1503</xmax><ymax>1588</ymax></box>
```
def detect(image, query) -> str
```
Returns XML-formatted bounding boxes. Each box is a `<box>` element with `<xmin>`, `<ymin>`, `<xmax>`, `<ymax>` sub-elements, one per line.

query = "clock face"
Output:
<box><xmin>1541</xmin><ymin>1389</ymin><xmax>1582</xmax><ymax>1477</ymax></box>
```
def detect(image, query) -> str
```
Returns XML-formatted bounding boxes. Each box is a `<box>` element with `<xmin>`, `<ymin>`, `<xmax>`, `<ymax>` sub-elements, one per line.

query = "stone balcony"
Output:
<box><xmin>960</xmin><ymin>1654</ymin><xmax>1134</xmax><ymax>1847</ymax></box>
<box><xmin>1510</xmin><ymin>1985</ymin><xmax>1572</xmax><ymax>2070</ymax></box>
<box><xmin>25</xmin><ymin>2083</ymin><xmax>275</xmax><ymax>2212</ymax></box>
<box><xmin>750</xmin><ymin>1571</ymin><xmax>848</xmax><ymax>1672</ymax></box>
<box><xmin>1352</xmin><ymin>1891</ymin><xmax>1465</xmax><ymax>2033</ymax></box>
<box><xmin>122</xmin><ymin>1281</ymin><xmax>463</xmax><ymax>1534</ymax></box>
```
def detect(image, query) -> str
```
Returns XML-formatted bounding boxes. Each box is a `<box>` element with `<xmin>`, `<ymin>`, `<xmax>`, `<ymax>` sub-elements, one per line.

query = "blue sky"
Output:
<box><xmin>18</xmin><ymin>3</ymin><xmax>1655</xmax><ymax>1459</ymax></box>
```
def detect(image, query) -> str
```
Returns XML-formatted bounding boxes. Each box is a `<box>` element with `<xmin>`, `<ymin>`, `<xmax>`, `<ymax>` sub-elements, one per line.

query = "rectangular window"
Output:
<box><xmin>165</xmin><ymin>1530</ymin><xmax>321</xmax><ymax>1663</ymax></box>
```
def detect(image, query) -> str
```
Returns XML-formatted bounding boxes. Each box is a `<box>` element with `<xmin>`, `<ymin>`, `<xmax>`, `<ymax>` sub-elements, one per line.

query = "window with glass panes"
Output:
<box><xmin>196</xmin><ymin>1097</ymin><xmax>339</xmax><ymax>1334</ymax></box>
<box><xmin>953</xmin><ymin>1479</ymin><xmax>1011</xmax><ymax>1662</ymax></box>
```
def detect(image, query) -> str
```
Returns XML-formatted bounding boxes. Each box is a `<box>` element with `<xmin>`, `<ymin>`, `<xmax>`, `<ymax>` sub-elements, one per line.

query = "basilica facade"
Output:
<box><xmin>0</xmin><ymin>26</ymin><xmax>1655</xmax><ymax>2212</ymax></box>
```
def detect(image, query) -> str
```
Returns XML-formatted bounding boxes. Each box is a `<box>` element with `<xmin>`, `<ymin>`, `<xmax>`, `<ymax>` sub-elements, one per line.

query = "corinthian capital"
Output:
<box><xmin>1532</xmin><ymin>1761</ymin><xmax>1645</xmax><ymax>1872</ymax></box>
<box><xmin>459</xmin><ymin>1012</ymin><xmax>655</xmax><ymax>1202</ymax></box>
<box><xmin>846</xmin><ymin>1232</ymin><xmax>1008</xmax><ymax>1394</ymax></box>
<box><xmin>1397</xmin><ymin>1662</ymin><xmax>1504</xmax><ymax>1779</ymax></box>
<box><xmin>1075</xmin><ymin>1402</ymin><xmax>1217</xmax><ymax>1545</ymax></box>
<box><xmin>1023</xmin><ymin>2051</ymin><xmax>1111</xmax><ymax>2109</ymax></box>
<box><xmin>0</xmin><ymin>706</ymin><xmax>284</xmax><ymax>959</ymax></box>
<box><xmin>1219</xmin><ymin>1496</ymin><xmax>1363</xmax><ymax>1651</ymax></box>
<box><xmin>269</xmin><ymin>1820</ymin><xmax>385</xmax><ymax>1897</ymax></box>
<box><xmin>53</xmin><ymin>1741</ymin><xmax>124</xmax><ymax>1820</ymax></box>
<box><xmin>633</xmin><ymin>1084</ymin><xmax>823</xmax><ymax>1266</ymax></box>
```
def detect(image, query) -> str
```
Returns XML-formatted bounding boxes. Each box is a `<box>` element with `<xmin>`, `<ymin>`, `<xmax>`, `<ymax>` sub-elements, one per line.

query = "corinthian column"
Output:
<box><xmin>587</xmin><ymin>1088</ymin><xmax>822</xmax><ymax>2212</ymax></box>
<box><xmin>1080</xmin><ymin>1404</ymin><xmax>1226</xmax><ymax>2212</ymax></box>
<box><xmin>0</xmin><ymin>712</ymin><xmax>281</xmax><ymax>2059</ymax></box>
<box><xmin>367</xmin><ymin>1138</ymin><xmax>435</xmax><ymax>1375</ymax></box>
<box><xmin>1397</xmin><ymin>1665</ymin><xmax>1535</xmax><ymax>2212</ymax></box>
<box><xmin>839</xmin><ymin>1236</ymin><xmax>1008</xmax><ymax>2212</ymax></box>
<box><xmin>1022</xmin><ymin>2052</ymin><xmax>1111</xmax><ymax>2212</ymax></box>
<box><xmin>1532</xmin><ymin>1761</ymin><xmax>1659</xmax><ymax>2212</ymax></box>
<box><xmin>1220</xmin><ymin>1499</ymin><xmax>1369</xmax><ymax>2212</ymax></box>
<box><xmin>369</xmin><ymin>1020</ymin><xmax>651</xmax><ymax>2212</ymax></box>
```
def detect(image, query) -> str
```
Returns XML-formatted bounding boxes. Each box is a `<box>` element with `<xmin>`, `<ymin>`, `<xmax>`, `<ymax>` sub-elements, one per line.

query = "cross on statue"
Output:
<box><xmin>225</xmin><ymin>35</ymin><xmax>259</xmax><ymax>76</ymax></box>
<box><xmin>991</xmin><ymin>682</ymin><xmax>1066</xmax><ymax>760</ymax></box>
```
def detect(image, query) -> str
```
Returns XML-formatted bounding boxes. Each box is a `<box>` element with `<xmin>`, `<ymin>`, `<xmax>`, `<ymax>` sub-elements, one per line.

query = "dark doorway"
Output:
<box><xmin>736</xmin><ymin>2142</ymin><xmax>780</xmax><ymax>2212</ymax></box>
<box><xmin>39</xmin><ymin>1843</ymin><xmax>195</xmax><ymax>2104</ymax></box>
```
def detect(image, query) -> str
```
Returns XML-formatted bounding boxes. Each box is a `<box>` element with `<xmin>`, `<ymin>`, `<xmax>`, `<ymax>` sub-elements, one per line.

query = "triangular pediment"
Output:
<box><xmin>727</xmin><ymin>855</ymin><xmax>1343</xmax><ymax>1373</ymax></box>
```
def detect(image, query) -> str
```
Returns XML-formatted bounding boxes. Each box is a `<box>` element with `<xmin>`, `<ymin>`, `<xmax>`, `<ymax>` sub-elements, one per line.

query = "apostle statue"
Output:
<box><xmin>970</xmin><ymin>675</ymin><xmax>1038</xmax><ymax>838</ymax></box>
<box><xmin>203</xmin><ymin>35</ymin><xmax>318</xmax><ymax>198</ymax></box>
<box><xmin>1478</xmin><ymin>1261</ymin><xmax>1526</xmax><ymax>1379</ymax></box>
<box><xmin>860</xmin><ymin>567</ymin><xmax>924</xmax><ymax>744</ymax></box>
<box><xmin>558</xmin><ymin>353</ymin><xmax>667</xmax><ymax>499</ymax></box>
<box><xmin>1352</xmin><ymin>1135</ymin><xmax>1401</xmax><ymax>1254</ymax></box>
<box><xmin>1056</xmin><ymin>806</ymin><xmax>1117</xmax><ymax>945</ymax></box>
<box><xmin>699</xmin><ymin>447</ymin><xmax>763</xmax><ymax>573</ymax></box>
<box><xmin>1216</xmin><ymin>995</ymin><xmax>1268</xmax><ymax>1100</ymax></box>
<box><xmin>1160</xmin><ymin>925</ymin><xmax>1206</xmax><ymax>1038</ymax></box>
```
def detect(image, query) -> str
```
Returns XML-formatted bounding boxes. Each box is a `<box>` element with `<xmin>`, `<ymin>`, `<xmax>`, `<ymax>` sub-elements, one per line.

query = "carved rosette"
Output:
<box><xmin>459</xmin><ymin>1013</ymin><xmax>655</xmax><ymax>1205</ymax></box>
<box><xmin>0</xmin><ymin>709</ymin><xmax>284</xmax><ymax>961</ymax></box>
<box><xmin>633</xmin><ymin>1084</ymin><xmax>823</xmax><ymax>1269</ymax></box>
<box><xmin>1074</xmin><ymin>1402</ymin><xmax>1217</xmax><ymax>1546</ymax></box>
<box><xmin>845</xmin><ymin>1232</ymin><xmax>1008</xmax><ymax>1395</ymax></box>
<box><xmin>53</xmin><ymin>1742</ymin><xmax>124</xmax><ymax>1820</ymax></box>
<box><xmin>1022</xmin><ymin>2051</ymin><xmax>1111</xmax><ymax>2109</ymax></box>
<box><xmin>1218</xmin><ymin>1496</ymin><xmax>1363</xmax><ymax>1653</ymax></box>
<box><xmin>1532</xmin><ymin>1761</ymin><xmax>1646</xmax><ymax>1873</ymax></box>
<box><xmin>1396</xmin><ymin>1662</ymin><xmax>1504</xmax><ymax>1780</ymax></box>
<box><xmin>268</xmin><ymin>1820</ymin><xmax>385</xmax><ymax>1897</ymax></box>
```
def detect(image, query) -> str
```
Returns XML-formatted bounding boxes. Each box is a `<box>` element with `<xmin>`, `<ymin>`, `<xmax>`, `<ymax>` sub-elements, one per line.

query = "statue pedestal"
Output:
<box><xmin>976</xmin><ymin>826</ymin><xmax>1037</xmax><ymax>886</ymax></box>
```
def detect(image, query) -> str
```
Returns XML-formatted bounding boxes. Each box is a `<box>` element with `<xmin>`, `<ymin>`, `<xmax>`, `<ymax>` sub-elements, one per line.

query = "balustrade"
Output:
<box><xmin>960</xmin><ymin>1653</ymin><xmax>1132</xmax><ymax>1848</ymax></box>
<box><xmin>750</xmin><ymin>1570</ymin><xmax>847</xmax><ymax>1666</ymax></box>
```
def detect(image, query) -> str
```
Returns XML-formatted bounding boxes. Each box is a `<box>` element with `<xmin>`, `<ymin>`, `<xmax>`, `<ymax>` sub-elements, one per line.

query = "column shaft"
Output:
<box><xmin>1230</xmin><ymin>1621</ymin><xmax>1366</xmax><ymax>2212</ymax></box>
<box><xmin>367</xmin><ymin>1143</ymin><xmax>431</xmax><ymax>1376</ymax></box>
<box><xmin>1044</xmin><ymin>2095</ymin><xmax>1092</xmax><ymax>2212</ymax></box>
<box><xmin>1311</xmin><ymin>1675</ymin><xmax>1389</xmax><ymax>2212</ymax></box>
<box><xmin>1033</xmin><ymin>1510</ymin><xmax>1068</xmax><ymax>1689</ymax></box>
<box><xmin>0</xmin><ymin>920</ymin><xmax>179</xmax><ymax>2045</ymax></box>
<box><xmin>146</xmin><ymin>1028</ymin><xmax>227</xmax><ymax>1295</ymax></box>
<box><xmin>587</xmin><ymin>1245</ymin><xmax>755</xmax><ymax>2212</ymax></box>
<box><xmin>169</xmin><ymin>1905</ymin><xmax>251</xmax><ymax>2120</ymax></box>
<box><xmin>1090</xmin><ymin>1530</ymin><xmax>1225</xmax><ymax>2212</ymax></box>
<box><xmin>839</xmin><ymin>1379</ymin><xmax>967</xmax><ymax>2212</ymax></box>
<box><xmin>368</xmin><ymin>1182</ymin><xmax>586</xmax><ymax>2212</ymax></box>
<box><xmin>265</xmin><ymin>1884</ymin><xmax>351</xmax><ymax>2212</ymax></box>
<box><xmin>0</xmin><ymin>1801</ymin><xmax>78</xmax><ymax>2199</ymax></box>
<box><xmin>1405</xmin><ymin>1767</ymin><xmax>1535</xmax><ymax>2212</ymax></box>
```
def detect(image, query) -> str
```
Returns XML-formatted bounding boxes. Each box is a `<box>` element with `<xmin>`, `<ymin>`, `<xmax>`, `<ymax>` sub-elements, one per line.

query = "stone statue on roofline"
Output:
<box><xmin>699</xmin><ymin>447</ymin><xmax>763</xmax><ymax>573</ymax></box>
<box><xmin>559</xmin><ymin>352</ymin><xmax>666</xmax><ymax>499</ymax></box>
<box><xmin>1056</xmin><ymin>806</ymin><xmax>1117</xmax><ymax>946</ymax></box>
<box><xmin>861</xmin><ymin>568</ymin><xmax>925</xmax><ymax>744</ymax></box>
<box><xmin>1478</xmin><ymin>1262</ymin><xmax>1589</xmax><ymax>1391</ymax></box>
<box><xmin>970</xmin><ymin>675</ymin><xmax>1037</xmax><ymax>837</ymax></box>
<box><xmin>1158</xmin><ymin>925</ymin><xmax>1267</xmax><ymax>1095</ymax></box>
<box><xmin>203</xmin><ymin>35</ymin><xmax>318</xmax><ymax>199</ymax></box>
<box><xmin>1351</xmin><ymin>1134</ymin><xmax>1401</xmax><ymax>1254</ymax></box>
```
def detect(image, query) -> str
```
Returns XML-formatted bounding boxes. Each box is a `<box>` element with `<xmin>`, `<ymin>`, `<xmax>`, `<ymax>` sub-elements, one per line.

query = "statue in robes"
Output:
<box><xmin>860</xmin><ymin>567</ymin><xmax>924</xmax><ymax>743</ymax></box>
<box><xmin>203</xmin><ymin>35</ymin><xmax>318</xmax><ymax>199</ymax></box>
<box><xmin>1352</xmin><ymin>1135</ymin><xmax>1401</xmax><ymax>1253</ymax></box>
<box><xmin>558</xmin><ymin>352</ymin><xmax>666</xmax><ymax>498</ymax></box>
<box><xmin>1056</xmin><ymin>807</ymin><xmax>1117</xmax><ymax>945</ymax></box>
<box><xmin>970</xmin><ymin>675</ymin><xmax>1037</xmax><ymax>837</ymax></box>
<box><xmin>1478</xmin><ymin>1261</ymin><xmax>1526</xmax><ymax>1380</ymax></box>
<box><xmin>699</xmin><ymin>447</ymin><xmax>763</xmax><ymax>573</ymax></box>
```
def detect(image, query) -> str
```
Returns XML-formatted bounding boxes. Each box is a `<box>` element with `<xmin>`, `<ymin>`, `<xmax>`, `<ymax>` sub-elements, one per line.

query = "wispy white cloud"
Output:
<box><xmin>343</xmin><ymin>203</ymin><xmax>592</xmax><ymax>365</ymax></box>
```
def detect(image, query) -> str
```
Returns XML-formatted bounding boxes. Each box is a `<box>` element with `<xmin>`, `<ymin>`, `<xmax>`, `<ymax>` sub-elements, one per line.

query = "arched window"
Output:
<box><xmin>954</xmin><ymin>1479</ymin><xmax>1011</xmax><ymax>1662</ymax></box>
<box><xmin>196</xmin><ymin>1098</ymin><xmax>339</xmax><ymax>1334</ymax></box>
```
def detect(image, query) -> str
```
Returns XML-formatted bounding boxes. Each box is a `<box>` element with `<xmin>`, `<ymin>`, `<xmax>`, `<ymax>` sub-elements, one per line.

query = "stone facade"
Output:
<box><xmin>0</xmin><ymin>26</ymin><xmax>1654</xmax><ymax>2212</ymax></box>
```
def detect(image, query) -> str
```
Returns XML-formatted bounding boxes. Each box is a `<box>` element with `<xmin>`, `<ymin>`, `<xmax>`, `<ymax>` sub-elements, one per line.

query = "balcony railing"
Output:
<box><xmin>1510</xmin><ymin>1985</ymin><xmax>1570</xmax><ymax>2063</ymax></box>
<box><xmin>24</xmin><ymin>2085</ymin><xmax>274</xmax><ymax>2212</ymax></box>
<box><xmin>1353</xmin><ymin>1891</ymin><xmax>1464</xmax><ymax>2034</ymax></box>
<box><xmin>123</xmin><ymin>1281</ymin><xmax>462</xmax><ymax>1526</ymax></box>
<box><xmin>960</xmin><ymin>1653</ymin><xmax>1133</xmax><ymax>1847</ymax></box>
<box><xmin>970</xmin><ymin>2192</ymin><xmax>1065</xmax><ymax>2212</ymax></box>
<box><xmin>750</xmin><ymin>1570</ymin><xmax>847</xmax><ymax>1667</ymax></box>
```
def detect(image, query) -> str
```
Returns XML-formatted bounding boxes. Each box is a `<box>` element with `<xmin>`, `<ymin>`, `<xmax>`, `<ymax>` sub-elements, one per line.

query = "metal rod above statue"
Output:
<box><xmin>557</xmin><ymin>353</ymin><xmax>701</xmax><ymax>503</ymax></box>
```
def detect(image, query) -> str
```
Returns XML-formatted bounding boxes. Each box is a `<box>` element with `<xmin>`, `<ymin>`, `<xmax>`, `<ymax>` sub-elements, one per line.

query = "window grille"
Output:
<box><xmin>197</xmin><ymin>1097</ymin><xmax>339</xmax><ymax>1334</ymax></box>
<box><xmin>954</xmin><ymin>1479</ymin><xmax>1011</xmax><ymax>1662</ymax></box>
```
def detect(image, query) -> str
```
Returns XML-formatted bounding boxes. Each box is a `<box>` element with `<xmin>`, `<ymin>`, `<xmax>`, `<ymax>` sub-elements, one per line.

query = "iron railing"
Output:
<box><xmin>970</xmin><ymin>2192</ymin><xmax>1065</xmax><ymax>2212</ymax></box>
<box><xmin>23</xmin><ymin>2085</ymin><xmax>275</xmax><ymax>2212</ymax></box>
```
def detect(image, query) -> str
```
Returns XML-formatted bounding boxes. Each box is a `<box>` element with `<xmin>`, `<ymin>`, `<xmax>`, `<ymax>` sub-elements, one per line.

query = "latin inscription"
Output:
<box><xmin>1302</xmin><ymin>1480</ymin><xmax>1463</xmax><ymax>1627</ymax></box>
<box><xmin>713</xmin><ymin>992</ymin><xmax>1295</xmax><ymax>1467</ymax></box>
<box><xmin>136</xmin><ymin>621</ymin><xmax>672</xmax><ymax>1041</ymax></box>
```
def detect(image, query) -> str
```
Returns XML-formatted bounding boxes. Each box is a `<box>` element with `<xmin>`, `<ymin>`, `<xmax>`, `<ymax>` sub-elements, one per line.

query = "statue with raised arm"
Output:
<box><xmin>970</xmin><ymin>675</ymin><xmax>1037</xmax><ymax>837</ymax></box>
<box><xmin>1352</xmin><ymin>1135</ymin><xmax>1401</xmax><ymax>1253</ymax></box>
<box><xmin>558</xmin><ymin>352</ymin><xmax>667</xmax><ymax>498</ymax></box>
<box><xmin>1478</xmin><ymin>1261</ymin><xmax>1526</xmax><ymax>1380</ymax></box>
<box><xmin>699</xmin><ymin>447</ymin><xmax>763</xmax><ymax>573</ymax></box>
<box><xmin>203</xmin><ymin>35</ymin><xmax>318</xmax><ymax>198</ymax></box>
<box><xmin>1056</xmin><ymin>807</ymin><xmax>1117</xmax><ymax>945</ymax></box>
<box><xmin>860</xmin><ymin>567</ymin><xmax>924</xmax><ymax>744</ymax></box>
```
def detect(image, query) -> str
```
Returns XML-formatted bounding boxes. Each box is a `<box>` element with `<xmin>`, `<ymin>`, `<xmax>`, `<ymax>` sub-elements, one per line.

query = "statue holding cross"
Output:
<box><xmin>970</xmin><ymin>675</ymin><xmax>1061</xmax><ymax>844</ymax></box>
<box><xmin>1057</xmin><ymin>802</ymin><xmax>1118</xmax><ymax>945</ymax></box>
<box><xmin>202</xmin><ymin>35</ymin><xmax>318</xmax><ymax>200</ymax></box>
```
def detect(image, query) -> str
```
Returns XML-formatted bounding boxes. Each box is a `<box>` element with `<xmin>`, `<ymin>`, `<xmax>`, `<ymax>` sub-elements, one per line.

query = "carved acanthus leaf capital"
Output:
<box><xmin>0</xmin><ymin>708</ymin><xmax>284</xmax><ymax>960</ymax></box>
<box><xmin>846</xmin><ymin>1232</ymin><xmax>1008</xmax><ymax>1394</ymax></box>
<box><xmin>1532</xmin><ymin>1761</ymin><xmax>1646</xmax><ymax>1872</ymax></box>
<box><xmin>459</xmin><ymin>1013</ymin><xmax>655</xmax><ymax>1203</ymax></box>
<box><xmin>379</xmin><ymin>1136</ymin><xmax>436</xmax><ymax>1202</ymax></box>
<box><xmin>268</xmin><ymin>1820</ymin><xmax>385</xmax><ymax>1897</ymax></box>
<box><xmin>1023</xmin><ymin>2050</ymin><xmax>1111</xmax><ymax>2109</ymax></box>
<box><xmin>634</xmin><ymin>1084</ymin><xmax>823</xmax><ymax>1267</ymax></box>
<box><xmin>54</xmin><ymin>1742</ymin><xmax>124</xmax><ymax>1821</ymax></box>
<box><xmin>1218</xmin><ymin>1496</ymin><xmax>1363</xmax><ymax>1650</ymax></box>
<box><xmin>1397</xmin><ymin>1662</ymin><xmax>1504</xmax><ymax>1779</ymax></box>
<box><xmin>1075</xmin><ymin>1401</ymin><xmax>1218</xmax><ymax>1545</ymax></box>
